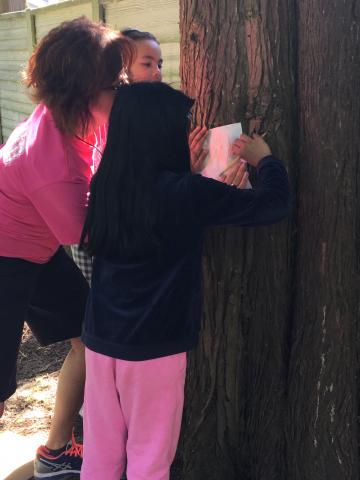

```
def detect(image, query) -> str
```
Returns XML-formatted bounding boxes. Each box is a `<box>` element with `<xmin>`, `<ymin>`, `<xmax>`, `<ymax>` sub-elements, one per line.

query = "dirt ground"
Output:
<box><xmin>1</xmin><ymin>326</ymin><xmax>69</xmax><ymax>437</ymax></box>
<box><xmin>0</xmin><ymin>326</ymin><xmax>70</xmax><ymax>479</ymax></box>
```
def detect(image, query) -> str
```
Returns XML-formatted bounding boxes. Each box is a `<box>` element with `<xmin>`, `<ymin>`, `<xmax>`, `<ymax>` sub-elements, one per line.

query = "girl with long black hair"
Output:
<box><xmin>80</xmin><ymin>81</ymin><xmax>290</xmax><ymax>480</ymax></box>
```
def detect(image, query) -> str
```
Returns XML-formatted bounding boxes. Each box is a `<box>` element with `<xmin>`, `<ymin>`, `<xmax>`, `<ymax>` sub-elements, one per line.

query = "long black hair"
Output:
<box><xmin>80</xmin><ymin>82</ymin><xmax>194</xmax><ymax>259</ymax></box>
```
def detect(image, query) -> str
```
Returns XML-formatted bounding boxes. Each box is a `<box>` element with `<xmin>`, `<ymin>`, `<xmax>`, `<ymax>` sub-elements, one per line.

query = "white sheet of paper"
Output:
<box><xmin>202</xmin><ymin>122</ymin><xmax>242</xmax><ymax>179</ymax></box>
<box><xmin>201</xmin><ymin>122</ymin><xmax>252</xmax><ymax>188</ymax></box>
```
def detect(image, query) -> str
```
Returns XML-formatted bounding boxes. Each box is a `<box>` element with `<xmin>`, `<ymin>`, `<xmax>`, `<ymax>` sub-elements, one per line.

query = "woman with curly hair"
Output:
<box><xmin>0</xmin><ymin>16</ymin><xmax>132</xmax><ymax>479</ymax></box>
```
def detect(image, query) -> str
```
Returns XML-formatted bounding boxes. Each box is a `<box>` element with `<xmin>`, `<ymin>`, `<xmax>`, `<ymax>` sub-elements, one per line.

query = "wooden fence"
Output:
<box><xmin>0</xmin><ymin>0</ymin><xmax>180</xmax><ymax>142</ymax></box>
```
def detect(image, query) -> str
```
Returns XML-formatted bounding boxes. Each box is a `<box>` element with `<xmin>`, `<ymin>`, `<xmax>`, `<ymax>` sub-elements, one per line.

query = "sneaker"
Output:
<box><xmin>34</xmin><ymin>432</ymin><xmax>82</xmax><ymax>479</ymax></box>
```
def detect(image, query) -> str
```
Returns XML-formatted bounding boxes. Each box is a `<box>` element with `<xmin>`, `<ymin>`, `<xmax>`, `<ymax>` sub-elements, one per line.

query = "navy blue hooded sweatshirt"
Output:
<box><xmin>83</xmin><ymin>155</ymin><xmax>290</xmax><ymax>361</ymax></box>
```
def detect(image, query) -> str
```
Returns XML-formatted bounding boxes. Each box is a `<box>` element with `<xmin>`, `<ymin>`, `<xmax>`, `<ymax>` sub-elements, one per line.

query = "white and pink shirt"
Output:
<box><xmin>0</xmin><ymin>104</ymin><xmax>106</xmax><ymax>263</ymax></box>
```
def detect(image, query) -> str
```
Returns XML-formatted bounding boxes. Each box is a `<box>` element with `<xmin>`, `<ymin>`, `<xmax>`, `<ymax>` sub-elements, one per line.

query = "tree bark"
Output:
<box><xmin>287</xmin><ymin>2</ymin><xmax>360</xmax><ymax>479</ymax></box>
<box><xmin>178</xmin><ymin>1</ymin><xmax>297</xmax><ymax>479</ymax></box>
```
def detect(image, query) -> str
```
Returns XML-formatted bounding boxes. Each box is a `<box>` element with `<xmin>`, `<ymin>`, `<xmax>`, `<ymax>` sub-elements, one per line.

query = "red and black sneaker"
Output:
<box><xmin>34</xmin><ymin>432</ymin><xmax>82</xmax><ymax>479</ymax></box>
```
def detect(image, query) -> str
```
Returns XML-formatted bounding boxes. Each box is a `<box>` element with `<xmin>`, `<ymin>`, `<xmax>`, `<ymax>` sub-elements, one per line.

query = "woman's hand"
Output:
<box><xmin>189</xmin><ymin>126</ymin><xmax>208</xmax><ymax>173</ymax></box>
<box><xmin>232</xmin><ymin>133</ymin><xmax>271</xmax><ymax>168</ymax></box>
<box><xmin>219</xmin><ymin>159</ymin><xmax>249</xmax><ymax>189</ymax></box>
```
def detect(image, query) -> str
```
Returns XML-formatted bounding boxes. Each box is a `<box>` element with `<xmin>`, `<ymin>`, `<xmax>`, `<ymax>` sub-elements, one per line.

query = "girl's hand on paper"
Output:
<box><xmin>219</xmin><ymin>159</ymin><xmax>249</xmax><ymax>189</ymax></box>
<box><xmin>232</xmin><ymin>133</ymin><xmax>271</xmax><ymax>167</ymax></box>
<box><xmin>231</xmin><ymin>133</ymin><xmax>252</xmax><ymax>157</ymax></box>
<box><xmin>189</xmin><ymin>126</ymin><xmax>208</xmax><ymax>173</ymax></box>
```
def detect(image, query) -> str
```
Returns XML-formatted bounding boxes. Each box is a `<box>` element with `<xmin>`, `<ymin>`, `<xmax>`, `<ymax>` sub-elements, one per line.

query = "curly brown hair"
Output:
<box><xmin>23</xmin><ymin>17</ymin><xmax>134</xmax><ymax>136</ymax></box>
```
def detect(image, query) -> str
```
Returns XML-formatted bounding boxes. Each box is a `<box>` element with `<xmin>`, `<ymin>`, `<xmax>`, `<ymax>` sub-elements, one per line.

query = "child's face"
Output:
<box><xmin>129</xmin><ymin>39</ymin><xmax>163</xmax><ymax>83</ymax></box>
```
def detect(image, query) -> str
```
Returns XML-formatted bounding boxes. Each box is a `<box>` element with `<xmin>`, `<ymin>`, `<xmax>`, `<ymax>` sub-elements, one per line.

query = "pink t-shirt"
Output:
<box><xmin>0</xmin><ymin>104</ymin><xmax>106</xmax><ymax>263</ymax></box>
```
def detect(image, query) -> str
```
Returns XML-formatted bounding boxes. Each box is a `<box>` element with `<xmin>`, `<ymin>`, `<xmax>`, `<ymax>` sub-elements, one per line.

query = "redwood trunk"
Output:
<box><xmin>287</xmin><ymin>2</ymin><xmax>360</xmax><ymax>479</ymax></box>
<box><xmin>178</xmin><ymin>1</ymin><xmax>360</xmax><ymax>479</ymax></box>
<box><xmin>178</xmin><ymin>1</ymin><xmax>297</xmax><ymax>479</ymax></box>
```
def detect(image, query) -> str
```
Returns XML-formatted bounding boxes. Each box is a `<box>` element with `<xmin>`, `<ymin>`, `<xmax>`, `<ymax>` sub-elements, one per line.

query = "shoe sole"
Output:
<box><xmin>34</xmin><ymin>471</ymin><xmax>80</xmax><ymax>479</ymax></box>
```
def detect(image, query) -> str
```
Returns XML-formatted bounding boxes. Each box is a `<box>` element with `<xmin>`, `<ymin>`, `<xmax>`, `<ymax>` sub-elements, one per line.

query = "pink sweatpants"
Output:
<box><xmin>81</xmin><ymin>348</ymin><xmax>187</xmax><ymax>480</ymax></box>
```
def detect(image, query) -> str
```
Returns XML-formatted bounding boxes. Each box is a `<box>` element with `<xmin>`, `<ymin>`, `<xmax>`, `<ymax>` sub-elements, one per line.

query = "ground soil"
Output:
<box><xmin>0</xmin><ymin>325</ymin><xmax>69</xmax><ymax>438</ymax></box>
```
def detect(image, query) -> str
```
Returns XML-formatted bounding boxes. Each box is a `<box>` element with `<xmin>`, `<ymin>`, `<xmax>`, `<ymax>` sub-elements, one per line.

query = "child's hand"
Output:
<box><xmin>189</xmin><ymin>126</ymin><xmax>208</xmax><ymax>173</ymax></box>
<box><xmin>219</xmin><ymin>160</ymin><xmax>249</xmax><ymax>189</ymax></box>
<box><xmin>232</xmin><ymin>133</ymin><xmax>271</xmax><ymax>167</ymax></box>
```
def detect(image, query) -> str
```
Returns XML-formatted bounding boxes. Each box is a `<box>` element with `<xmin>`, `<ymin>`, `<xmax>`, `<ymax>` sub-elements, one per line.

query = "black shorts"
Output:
<box><xmin>0</xmin><ymin>247</ymin><xmax>89</xmax><ymax>402</ymax></box>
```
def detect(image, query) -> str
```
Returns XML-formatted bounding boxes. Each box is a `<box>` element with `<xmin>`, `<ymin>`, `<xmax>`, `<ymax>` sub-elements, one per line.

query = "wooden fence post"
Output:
<box><xmin>25</xmin><ymin>8</ymin><xmax>36</xmax><ymax>54</ymax></box>
<box><xmin>92</xmin><ymin>0</ymin><xmax>104</xmax><ymax>23</ymax></box>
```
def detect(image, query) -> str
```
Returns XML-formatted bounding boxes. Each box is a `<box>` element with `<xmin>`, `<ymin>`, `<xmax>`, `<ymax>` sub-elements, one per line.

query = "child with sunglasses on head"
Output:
<box><xmin>80</xmin><ymin>82</ymin><xmax>290</xmax><ymax>480</ymax></box>
<box><xmin>71</xmin><ymin>28</ymin><xmax>248</xmax><ymax>283</ymax></box>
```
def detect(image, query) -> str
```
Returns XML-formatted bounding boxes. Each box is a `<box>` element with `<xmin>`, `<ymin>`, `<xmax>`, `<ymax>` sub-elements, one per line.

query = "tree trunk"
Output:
<box><xmin>178</xmin><ymin>1</ymin><xmax>297</xmax><ymax>479</ymax></box>
<box><xmin>178</xmin><ymin>0</ymin><xmax>360</xmax><ymax>479</ymax></box>
<box><xmin>287</xmin><ymin>2</ymin><xmax>360</xmax><ymax>479</ymax></box>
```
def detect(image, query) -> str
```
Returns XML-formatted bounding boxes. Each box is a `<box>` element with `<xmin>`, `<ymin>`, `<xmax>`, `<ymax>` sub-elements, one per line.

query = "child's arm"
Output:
<box><xmin>187</xmin><ymin>134</ymin><xmax>290</xmax><ymax>227</ymax></box>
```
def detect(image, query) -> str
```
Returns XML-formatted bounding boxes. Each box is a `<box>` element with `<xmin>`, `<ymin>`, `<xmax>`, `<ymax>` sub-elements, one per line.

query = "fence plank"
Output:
<box><xmin>0</xmin><ymin>10</ymin><xmax>31</xmax><ymax>138</ymax></box>
<box><xmin>34</xmin><ymin>1</ymin><xmax>92</xmax><ymax>40</ymax></box>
